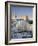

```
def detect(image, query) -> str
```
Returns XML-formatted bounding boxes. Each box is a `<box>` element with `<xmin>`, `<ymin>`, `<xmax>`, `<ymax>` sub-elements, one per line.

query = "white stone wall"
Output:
<box><xmin>37</xmin><ymin>4</ymin><xmax>38</xmax><ymax>42</ymax></box>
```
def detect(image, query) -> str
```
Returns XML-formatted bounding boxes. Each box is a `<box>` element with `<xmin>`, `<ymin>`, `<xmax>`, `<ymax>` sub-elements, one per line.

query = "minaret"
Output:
<box><xmin>26</xmin><ymin>16</ymin><xmax>28</xmax><ymax>22</ymax></box>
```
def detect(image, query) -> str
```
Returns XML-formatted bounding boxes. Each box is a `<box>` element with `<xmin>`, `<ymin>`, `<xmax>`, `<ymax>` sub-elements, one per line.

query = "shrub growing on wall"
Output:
<box><xmin>28</xmin><ymin>20</ymin><xmax>33</xmax><ymax>24</ymax></box>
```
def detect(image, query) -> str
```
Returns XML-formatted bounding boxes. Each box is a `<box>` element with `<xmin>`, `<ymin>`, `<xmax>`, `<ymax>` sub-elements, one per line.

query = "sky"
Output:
<box><xmin>11</xmin><ymin>5</ymin><xmax>33</xmax><ymax>16</ymax></box>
